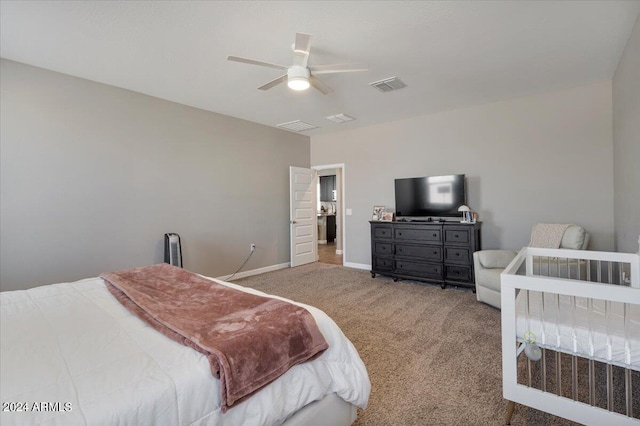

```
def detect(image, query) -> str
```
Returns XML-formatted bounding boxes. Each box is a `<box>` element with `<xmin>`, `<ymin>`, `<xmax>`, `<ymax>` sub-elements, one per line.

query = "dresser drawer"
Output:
<box><xmin>445</xmin><ymin>265</ymin><xmax>473</xmax><ymax>283</ymax></box>
<box><xmin>374</xmin><ymin>242</ymin><xmax>392</xmax><ymax>256</ymax></box>
<box><xmin>395</xmin><ymin>260</ymin><xmax>443</xmax><ymax>279</ymax></box>
<box><xmin>373</xmin><ymin>256</ymin><xmax>393</xmax><ymax>271</ymax></box>
<box><xmin>444</xmin><ymin>228</ymin><xmax>470</xmax><ymax>245</ymax></box>
<box><xmin>395</xmin><ymin>227</ymin><xmax>441</xmax><ymax>242</ymax></box>
<box><xmin>444</xmin><ymin>247</ymin><xmax>471</xmax><ymax>264</ymax></box>
<box><xmin>395</xmin><ymin>244</ymin><xmax>442</xmax><ymax>261</ymax></box>
<box><xmin>372</xmin><ymin>225</ymin><xmax>393</xmax><ymax>240</ymax></box>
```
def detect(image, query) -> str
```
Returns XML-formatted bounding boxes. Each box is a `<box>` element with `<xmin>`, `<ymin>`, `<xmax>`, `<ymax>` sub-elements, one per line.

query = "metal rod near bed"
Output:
<box><xmin>501</xmin><ymin>247</ymin><xmax>640</xmax><ymax>425</ymax></box>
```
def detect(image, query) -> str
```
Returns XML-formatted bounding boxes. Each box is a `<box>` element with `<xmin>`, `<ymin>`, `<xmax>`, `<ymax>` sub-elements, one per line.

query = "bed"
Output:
<box><xmin>501</xmin><ymin>247</ymin><xmax>640</xmax><ymax>425</ymax></box>
<box><xmin>0</xmin><ymin>268</ymin><xmax>370</xmax><ymax>426</ymax></box>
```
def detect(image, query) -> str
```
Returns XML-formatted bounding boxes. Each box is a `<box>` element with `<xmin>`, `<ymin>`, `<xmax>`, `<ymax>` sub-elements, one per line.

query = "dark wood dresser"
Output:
<box><xmin>370</xmin><ymin>220</ymin><xmax>482</xmax><ymax>290</ymax></box>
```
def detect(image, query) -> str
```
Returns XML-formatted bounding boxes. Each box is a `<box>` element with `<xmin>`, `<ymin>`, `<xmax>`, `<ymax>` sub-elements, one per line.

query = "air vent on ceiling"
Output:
<box><xmin>277</xmin><ymin>120</ymin><xmax>318</xmax><ymax>132</ymax></box>
<box><xmin>325</xmin><ymin>113</ymin><xmax>355</xmax><ymax>123</ymax></box>
<box><xmin>369</xmin><ymin>76</ymin><xmax>407</xmax><ymax>93</ymax></box>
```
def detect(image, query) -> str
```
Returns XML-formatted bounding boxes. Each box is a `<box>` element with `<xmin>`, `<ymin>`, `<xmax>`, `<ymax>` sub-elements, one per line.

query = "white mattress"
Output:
<box><xmin>515</xmin><ymin>289</ymin><xmax>640</xmax><ymax>370</ymax></box>
<box><xmin>0</xmin><ymin>276</ymin><xmax>370</xmax><ymax>426</ymax></box>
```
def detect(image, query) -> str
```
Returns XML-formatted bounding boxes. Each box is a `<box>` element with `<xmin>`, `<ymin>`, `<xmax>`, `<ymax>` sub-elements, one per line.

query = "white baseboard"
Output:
<box><xmin>343</xmin><ymin>262</ymin><xmax>371</xmax><ymax>270</ymax></box>
<box><xmin>335</xmin><ymin>250</ymin><xmax>343</xmax><ymax>255</ymax></box>
<box><xmin>217</xmin><ymin>262</ymin><xmax>290</xmax><ymax>281</ymax></box>
<box><xmin>217</xmin><ymin>260</ymin><xmax>369</xmax><ymax>280</ymax></box>
<box><xmin>318</xmin><ymin>240</ymin><xmax>327</xmax><ymax>244</ymax></box>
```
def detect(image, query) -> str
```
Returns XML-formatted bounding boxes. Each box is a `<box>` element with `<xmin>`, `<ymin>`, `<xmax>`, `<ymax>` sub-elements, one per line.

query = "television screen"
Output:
<box><xmin>395</xmin><ymin>174</ymin><xmax>466</xmax><ymax>218</ymax></box>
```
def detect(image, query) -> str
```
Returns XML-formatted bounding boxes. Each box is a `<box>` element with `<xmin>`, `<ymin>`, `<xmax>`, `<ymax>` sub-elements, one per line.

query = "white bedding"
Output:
<box><xmin>516</xmin><ymin>289</ymin><xmax>640</xmax><ymax>370</ymax></box>
<box><xmin>0</xmin><ymin>276</ymin><xmax>370</xmax><ymax>426</ymax></box>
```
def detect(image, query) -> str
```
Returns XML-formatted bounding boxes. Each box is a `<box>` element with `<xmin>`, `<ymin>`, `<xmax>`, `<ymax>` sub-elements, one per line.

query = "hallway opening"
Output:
<box><xmin>318</xmin><ymin>241</ymin><xmax>342</xmax><ymax>265</ymax></box>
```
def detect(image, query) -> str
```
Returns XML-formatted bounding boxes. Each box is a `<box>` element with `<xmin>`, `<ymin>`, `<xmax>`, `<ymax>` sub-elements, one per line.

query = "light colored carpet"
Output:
<box><xmin>236</xmin><ymin>263</ymin><xmax>581</xmax><ymax>425</ymax></box>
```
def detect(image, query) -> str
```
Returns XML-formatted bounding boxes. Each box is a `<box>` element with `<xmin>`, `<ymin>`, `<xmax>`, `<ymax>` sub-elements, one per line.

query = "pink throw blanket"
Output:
<box><xmin>100</xmin><ymin>264</ymin><xmax>328</xmax><ymax>412</ymax></box>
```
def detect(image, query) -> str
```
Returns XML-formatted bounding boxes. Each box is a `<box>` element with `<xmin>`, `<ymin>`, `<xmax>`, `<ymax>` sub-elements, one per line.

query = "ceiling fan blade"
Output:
<box><xmin>309</xmin><ymin>75</ymin><xmax>333</xmax><ymax>95</ymax></box>
<box><xmin>258</xmin><ymin>74</ymin><xmax>287</xmax><ymax>91</ymax></box>
<box><xmin>308</xmin><ymin>63</ymin><xmax>368</xmax><ymax>74</ymax></box>
<box><xmin>227</xmin><ymin>56</ymin><xmax>288</xmax><ymax>70</ymax></box>
<box><xmin>293</xmin><ymin>32</ymin><xmax>312</xmax><ymax>68</ymax></box>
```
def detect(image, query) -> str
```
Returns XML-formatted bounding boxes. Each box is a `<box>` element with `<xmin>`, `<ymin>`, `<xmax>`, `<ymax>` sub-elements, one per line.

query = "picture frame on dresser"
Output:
<box><xmin>380</xmin><ymin>212</ymin><xmax>394</xmax><ymax>222</ymax></box>
<box><xmin>372</xmin><ymin>206</ymin><xmax>385</xmax><ymax>221</ymax></box>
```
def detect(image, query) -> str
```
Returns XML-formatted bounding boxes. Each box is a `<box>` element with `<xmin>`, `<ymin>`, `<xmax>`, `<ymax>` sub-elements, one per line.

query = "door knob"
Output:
<box><xmin>291</xmin><ymin>220</ymin><xmax>297</xmax><ymax>224</ymax></box>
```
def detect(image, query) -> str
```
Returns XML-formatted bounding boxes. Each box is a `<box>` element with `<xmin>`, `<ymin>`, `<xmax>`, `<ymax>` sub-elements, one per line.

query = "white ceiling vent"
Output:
<box><xmin>369</xmin><ymin>76</ymin><xmax>407</xmax><ymax>93</ymax></box>
<box><xmin>325</xmin><ymin>113</ymin><xmax>355</xmax><ymax>123</ymax></box>
<box><xmin>277</xmin><ymin>120</ymin><xmax>318</xmax><ymax>132</ymax></box>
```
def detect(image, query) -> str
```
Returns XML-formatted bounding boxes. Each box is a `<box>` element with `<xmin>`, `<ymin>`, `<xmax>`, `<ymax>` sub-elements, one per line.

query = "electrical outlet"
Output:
<box><xmin>250</xmin><ymin>243</ymin><xmax>256</xmax><ymax>252</ymax></box>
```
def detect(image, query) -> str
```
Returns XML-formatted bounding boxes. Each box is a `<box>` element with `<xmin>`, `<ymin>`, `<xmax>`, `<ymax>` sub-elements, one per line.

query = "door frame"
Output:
<box><xmin>312</xmin><ymin>163</ymin><xmax>346</xmax><ymax>265</ymax></box>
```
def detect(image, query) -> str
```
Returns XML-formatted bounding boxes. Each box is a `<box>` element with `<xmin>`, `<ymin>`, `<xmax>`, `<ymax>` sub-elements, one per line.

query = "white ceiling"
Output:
<box><xmin>1</xmin><ymin>1</ymin><xmax>639</xmax><ymax>136</ymax></box>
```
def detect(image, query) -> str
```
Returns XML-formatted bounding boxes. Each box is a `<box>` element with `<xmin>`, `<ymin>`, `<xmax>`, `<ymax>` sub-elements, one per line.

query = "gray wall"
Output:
<box><xmin>0</xmin><ymin>59</ymin><xmax>309</xmax><ymax>291</ymax></box>
<box><xmin>311</xmin><ymin>82</ymin><xmax>614</xmax><ymax>267</ymax></box>
<box><xmin>613</xmin><ymin>14</ymin><xmax>640</xmax><ymax>254</ymax></box>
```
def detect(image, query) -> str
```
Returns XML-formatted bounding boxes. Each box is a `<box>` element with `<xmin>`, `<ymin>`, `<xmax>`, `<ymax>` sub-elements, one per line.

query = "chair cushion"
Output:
<box><xmin>475</xmin><ymin>268</ymin><xmax>503</xmax><ymax>292</ymax></box>
<box><xmin>476</xmin><ymin>250</ymin><xmax>518</xmax><ymax>269</ymax></box>
<box><xmin>560</xmin><ymin>225</ymin><xmax>587</xmax><ymax>250</ymax></box>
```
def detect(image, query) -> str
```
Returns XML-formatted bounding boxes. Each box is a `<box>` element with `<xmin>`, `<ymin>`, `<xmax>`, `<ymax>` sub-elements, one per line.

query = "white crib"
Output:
<box><xmin>501</xmin><ymin>247</ymin><xmax>640</xmax><ymax>425</ymax></box>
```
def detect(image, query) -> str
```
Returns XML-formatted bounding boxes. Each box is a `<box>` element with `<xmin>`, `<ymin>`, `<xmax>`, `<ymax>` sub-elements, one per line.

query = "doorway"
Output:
<box><xmin>317</xmin><ymin>240</ymin><xmax>342</xmax><ymax>265</ymax></box>
<box><xmin>313</xmin><ymin>164</ymin><xmax>345</xmax><ymax>266</ymax></box>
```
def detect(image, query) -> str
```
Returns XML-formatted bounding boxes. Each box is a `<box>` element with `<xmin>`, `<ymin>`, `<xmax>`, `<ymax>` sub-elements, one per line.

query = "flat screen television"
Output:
<box><xmin>395</xmin><ymin>174</ymin><xmax>466</xmax><ymax>218</ymax></box>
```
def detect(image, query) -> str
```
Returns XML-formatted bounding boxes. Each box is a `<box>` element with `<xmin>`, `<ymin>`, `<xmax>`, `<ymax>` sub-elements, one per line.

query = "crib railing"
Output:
<box><xmin>501</xmin><ymin>247</ymin><xmax>640</xmax><ymax>425</ymax></box>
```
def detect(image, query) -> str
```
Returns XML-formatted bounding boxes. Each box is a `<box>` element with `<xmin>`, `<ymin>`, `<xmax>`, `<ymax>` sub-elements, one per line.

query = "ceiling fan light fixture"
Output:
<box><xmin>287</xmin><ymin>77</ymin><xmax>310</xmax><ymax>91</ymax></box>
<box><xmin>228</xmin><ymin>32</ymin><xmax>367</xmax><ymax>95</ymax></box>
<box><xmin>287</xmin><ymin>66</ymin><xmax>310</xmax><ymax>91</ymax></box>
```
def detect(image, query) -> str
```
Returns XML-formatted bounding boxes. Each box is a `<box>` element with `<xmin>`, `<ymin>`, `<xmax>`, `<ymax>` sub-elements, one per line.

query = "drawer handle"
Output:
<box><xmin>454</xmin><ymin>234</ymin><xmax>459</xmax><ymax>238</ymax></box>
<box><xmin>433</xmin><ymin>251</ymin><xmax>438</xmax><ymax>254</ymax></box>
<box><xmin>456</xmin><ymin>252</ymin><xmax>460</xmax><ymax>256</ymax></box>
<box><xmin>398</xmin><ymin>232</ymin><xmax>402</xmax><ymax>236</ymax></box>
<box><xmin>433</xmin><ymin>233</ymin><xmax>437</xmax><ymax>237</ymax></box>
<box><xmin>382</xmin><ymin>246</ymin><xmax>386</xmax><ymax>251</ymax></box>
<box><xmin>381</xmin><ymin>231</ymin><xmax>386</xmax><ymax>235</ymax></box>
<box><xmin>398</xmin><ymin>248</ymin><xmax>403</xmax><ymax>252</ymax></box>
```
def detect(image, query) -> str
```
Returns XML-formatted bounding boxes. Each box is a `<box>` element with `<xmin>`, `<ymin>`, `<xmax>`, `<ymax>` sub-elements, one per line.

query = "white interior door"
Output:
<box><xmin>290</xmin><ymin>166</ymin><xmax>317</xmax><ymax>267</ymax></box>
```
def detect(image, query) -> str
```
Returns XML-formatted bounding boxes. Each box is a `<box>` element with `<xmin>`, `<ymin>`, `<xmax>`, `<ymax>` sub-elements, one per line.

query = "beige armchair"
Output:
<box><xmin>474</xmin><ymin>225</ymin><xmax>590</xmax><ymax>309</ymax></box>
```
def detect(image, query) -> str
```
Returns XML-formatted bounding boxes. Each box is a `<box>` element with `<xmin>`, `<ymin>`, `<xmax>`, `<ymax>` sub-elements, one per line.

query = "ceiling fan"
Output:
<box><xmin>227</xmin><ymin>32</ymin><xmax>367</xmax><ymax>95</ymax></box>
